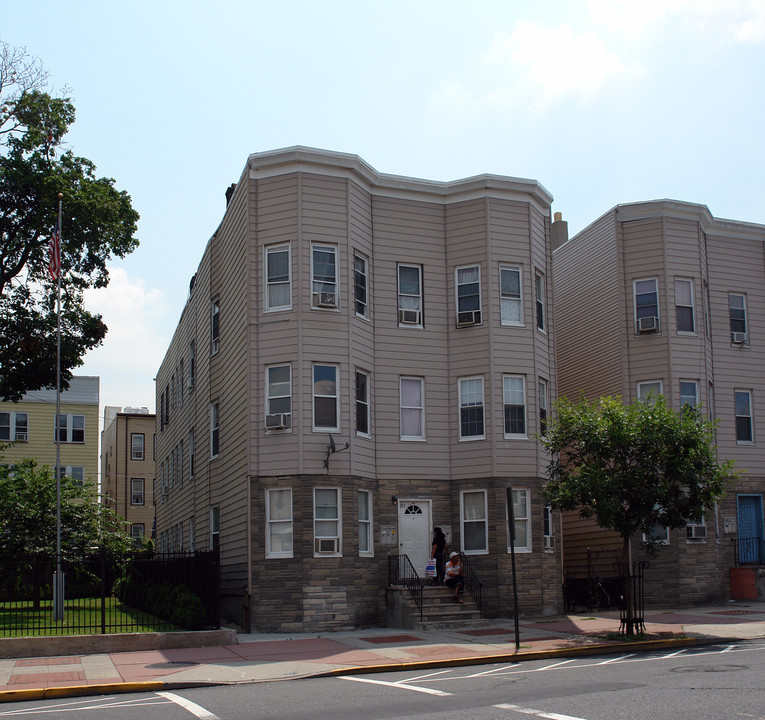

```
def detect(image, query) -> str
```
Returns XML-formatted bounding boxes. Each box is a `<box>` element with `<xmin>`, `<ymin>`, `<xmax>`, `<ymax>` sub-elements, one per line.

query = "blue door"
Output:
<box><xmin>737</xmin><ymin>495</ymin><xmax>764</xmax><ymax>563</ymax></box>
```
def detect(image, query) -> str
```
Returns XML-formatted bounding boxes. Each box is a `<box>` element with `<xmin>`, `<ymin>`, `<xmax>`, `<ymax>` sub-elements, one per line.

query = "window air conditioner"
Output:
<box><xmin>457</xmin><ymin>310</ymin><xmax>481</xmax><ymax>327</ymax></box>
<box><xmin>14</xmin><ymin>432</ymin><xmax>28</xmax><ymax>442</ymax></box>
<box><xmin>686</xmin><ymin>524</ymin><xmax>707</xmax><ymax>539</ymax></box>
<box><xmin>638</xmin><ymin>316</ymin><xmax>658</xmax><ymax>333</ymax></box>
<box><xmin>313</xmin><ymin>291</ymin><xmax>337</xmax><ymax>308</ymax></box>
<box><xmin>731</xmin><ymin>332</ymin><xmax>747</xmax><ymax>344</ymax></box>
<box><xmin>315</xmin><ymin>537</ymin><xmax>339</xmax><ymax>553</ymax></box>
<box><xmin>265</xmin><ymin>413</ymin><xmax>291</xmax><ymax>430</ymax></box>
<box><xmin>399</xmin><ymin>309</ymin><xmax>421</xmax><ymax>325</ymax></box>
<box><xmin>543</xmin><ymin>535</ymin><xmax>555</xmax><ymax>550</ymax></box>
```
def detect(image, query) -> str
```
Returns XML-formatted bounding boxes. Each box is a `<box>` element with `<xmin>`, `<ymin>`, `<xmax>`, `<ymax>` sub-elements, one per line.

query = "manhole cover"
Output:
<box><xmin>145</xmin><ymin>661</ymin><xmax>200</xmax><ymax>669</ymax></box>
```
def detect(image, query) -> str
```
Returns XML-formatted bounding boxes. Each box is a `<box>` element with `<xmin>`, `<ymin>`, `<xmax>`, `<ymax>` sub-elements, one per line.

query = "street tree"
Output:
<box><xmin>0</xmin><ymin>39</ymin><xmax>139</xmax><ymax>401</ymax></box>
<box><xmin>541</xmin><ymin>394</ymin><xmax>734</xmax><ymax>633</ymax></box>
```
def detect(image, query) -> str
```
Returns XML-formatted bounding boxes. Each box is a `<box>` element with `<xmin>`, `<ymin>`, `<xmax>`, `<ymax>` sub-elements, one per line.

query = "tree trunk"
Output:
<box><xmin>621</xmin><ymin>535</ymin><xmax>635</xmax><ymax>636</ymax></box>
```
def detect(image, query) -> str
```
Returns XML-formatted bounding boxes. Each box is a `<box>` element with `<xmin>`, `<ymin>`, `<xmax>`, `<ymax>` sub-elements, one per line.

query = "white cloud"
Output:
<box><xmin>431</xmin><ymin>20</ymin><xmax>636</xmax><ymax>119</ymax></box>
<box><xmin>80</xmin><ymin>267</ymin><xmax>167</xmax><ymax>412</ymax></box>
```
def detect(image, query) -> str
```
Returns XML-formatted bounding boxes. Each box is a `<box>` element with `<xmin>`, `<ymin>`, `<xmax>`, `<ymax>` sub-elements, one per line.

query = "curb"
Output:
<box><xmin>0</xmin><ymin>635</ymin><xmax>738</xmax><ymax>704</ymax></box>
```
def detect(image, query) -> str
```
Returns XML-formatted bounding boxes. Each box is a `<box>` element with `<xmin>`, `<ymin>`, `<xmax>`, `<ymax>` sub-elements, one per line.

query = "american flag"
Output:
<box><xmin>48</xmin><ymin>226</ymin><xmax>60</xmax><ymax>280</ymax></box>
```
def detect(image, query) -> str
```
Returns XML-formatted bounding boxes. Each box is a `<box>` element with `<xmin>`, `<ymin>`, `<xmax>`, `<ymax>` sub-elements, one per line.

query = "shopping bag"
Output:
<box><xmin>425</xmin><ymin>558</ymin><xmax>436</xmax><ymax>578</ymax></box>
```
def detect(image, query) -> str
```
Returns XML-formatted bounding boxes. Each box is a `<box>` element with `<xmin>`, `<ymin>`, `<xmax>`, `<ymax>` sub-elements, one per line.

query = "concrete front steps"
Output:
<box><xmin>386</xmin><ymin>583</ymin><xmax>484</xmax><ymax>630</ymax></box>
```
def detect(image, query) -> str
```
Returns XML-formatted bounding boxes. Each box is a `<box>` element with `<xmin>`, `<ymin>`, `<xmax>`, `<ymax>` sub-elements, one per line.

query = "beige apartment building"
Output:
<box><xmin>553</xmin><ymin>200</ymin><xmax>765</xmax><ymax>603</ymax></box>
<box><xmin>101</xmin><ymin>407</ymin><xmax>156</xmax><ymax>542</ymax></box>
<box><xmin>154</xmin><ymin>147</ymin><xmax>560</xmax><ymax>631</ymax></box>
<box><xmin>0</xmin><ymin>376</ymin><xmax>99</xmax><ymax>490</ymax></box>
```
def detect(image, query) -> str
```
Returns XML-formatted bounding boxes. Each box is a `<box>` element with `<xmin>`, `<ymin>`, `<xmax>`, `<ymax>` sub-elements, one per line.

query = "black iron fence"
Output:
<box><xmin>618</xmin><ymin>560</ymin><xmax>648</xmax><ymax>636</ymax></box>
<box><xmin>0</xmin><ymin>550</ymin><xmax>219</xmax><ymax>637</ymax></box>
<box><xmin>733</xmin><ymin>537</ymin><xmax>765</xmax><ymax>566</ymax></box>
<box><xmin>388</xmin><ymin>554</ymin><xmax>423</xmax><ymax>622</ymax></box>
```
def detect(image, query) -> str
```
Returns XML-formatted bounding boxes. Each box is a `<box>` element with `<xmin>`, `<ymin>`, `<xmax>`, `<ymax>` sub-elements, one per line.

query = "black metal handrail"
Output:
<box><xmin>733</xmin><ymin>537</ymin><xmax>765</xmax><ymax>566</ymax></box>
<box><xmin>388</xmin><ymin>554</ymin><xmax>423</xmax><ymax>622</ymax></box>
<box><xmin>457</xmin><ymin>552</ymin><xmax>484</xmax><ymax>617</ymax></box>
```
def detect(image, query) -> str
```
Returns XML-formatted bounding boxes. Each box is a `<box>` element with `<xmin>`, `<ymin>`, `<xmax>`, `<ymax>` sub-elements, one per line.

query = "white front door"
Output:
<box><xmin>398</xmin><ymin>499</ymin><xmax>432</xmax><ymax>576</ymax></box>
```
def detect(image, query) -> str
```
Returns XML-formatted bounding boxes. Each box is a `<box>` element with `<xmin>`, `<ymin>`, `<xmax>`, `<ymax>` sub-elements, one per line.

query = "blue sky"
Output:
<box><xmin>5</xmin><ymin>0</ymin><xmax>765</xmax><ymax>421</ymax></box>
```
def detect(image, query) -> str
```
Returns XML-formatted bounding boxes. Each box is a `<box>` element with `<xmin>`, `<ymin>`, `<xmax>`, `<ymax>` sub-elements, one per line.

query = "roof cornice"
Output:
<box><xmin>246</xmin><ymin>146</ymin><xmax>553</xmax><ymax>212</ymax></box>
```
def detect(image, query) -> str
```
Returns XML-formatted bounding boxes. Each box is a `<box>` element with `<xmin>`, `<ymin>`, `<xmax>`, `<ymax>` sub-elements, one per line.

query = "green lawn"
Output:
<box><xmin>0</xmin><ymin>597</ymin><xmax>179</xmax><ymax>637</ymax></box>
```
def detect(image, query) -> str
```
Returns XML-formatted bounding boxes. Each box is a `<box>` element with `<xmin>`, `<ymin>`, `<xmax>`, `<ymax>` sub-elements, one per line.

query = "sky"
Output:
<box><xmin>4</xmin><ymin>0</ymin><xmax>765</xmax><ymax>431</ymax></box>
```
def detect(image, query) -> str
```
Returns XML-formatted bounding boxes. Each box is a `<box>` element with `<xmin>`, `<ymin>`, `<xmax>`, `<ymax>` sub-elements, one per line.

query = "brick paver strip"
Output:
<box><xmin>362</xmin><ymin>635</ymin><xmax>423</xmax><ymax>644</ymax></box>
<box><xmin>710</xmin><ymin>610</ymin><xmax>765</xmax><ymax>616</ymax></box>
<box><xmin>458</xmin><ymin>628</ymin><xmax>514</xmax><ymax>636</ymax></box>
<box><xmin>10</xmin><ymin>671</ymin><xmax>84</xmax><ymax>684</ymax></box>
<box><xmin>16</xmin><ymin>657</ymin><xmax>79</xmax><ymax>667</ymax></box>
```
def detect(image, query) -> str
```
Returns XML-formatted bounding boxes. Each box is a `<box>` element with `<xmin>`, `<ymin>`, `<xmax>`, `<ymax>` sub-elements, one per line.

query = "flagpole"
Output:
<box><xmin>53</xmin><ymin>193</ymin><xmax>65</xmax><ymax>622</ymax></box>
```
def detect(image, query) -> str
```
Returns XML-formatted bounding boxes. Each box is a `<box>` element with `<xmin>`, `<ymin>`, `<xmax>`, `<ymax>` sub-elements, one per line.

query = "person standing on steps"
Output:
<box><xmin>444</xmin><ymin>551</ymin><xmax>465</xmax><ymax>603</ymax></box>
<box><xmin>431</xmin><ymin>527</ymin><xmax>447</xmax><ymax>586</ymax></box>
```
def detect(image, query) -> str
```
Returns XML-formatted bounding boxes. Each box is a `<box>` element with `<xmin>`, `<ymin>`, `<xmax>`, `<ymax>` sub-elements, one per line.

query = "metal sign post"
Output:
<box><xmin>506</xmin><ymin>487</ymin><xmax>520</xmax><ymax>651</ymax></box>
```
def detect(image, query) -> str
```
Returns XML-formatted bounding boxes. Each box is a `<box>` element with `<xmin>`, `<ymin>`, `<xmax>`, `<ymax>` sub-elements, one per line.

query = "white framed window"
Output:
<box><xmin>637</xmin><ymin>380</ymin><xmax>663</xmax><ymax>401</ymax></box>
<box><xmin>461</xmin><ymin>490</ymin><xmax>488</xmax><ymax>554</ymax></box>
<box><xmin>685</xmin><ymin>516</ymin><xmax>707</xmax><ymax>542</ymax></box>
<box><xmin>189</xmin><ymin>517</ymin><xmax>195</xmax><ymax>552</ymax></box>
<box><xmin>266</xmin><ymin>488</ymin><xmax>293</xmax><ymax>558</ymax></box>
<box><xmin>130</xmin><ymin>524</ymin><xmax>145</xmax><ymax>542</ymax></box>
<box><xmin>188</xmin><ymin>340</ymin><xmax>195</xmax><ymax>390</ymax></box>
<box><xmin>355</xmin><ymin>370</ymin><xmax>370</xmax><ymax>436</ymax></box>
<box><xmin>675</xmin><ymin>278</ymin><xmax>695</xmax><ymax>333</ymax></box>
<box><xmin>459</xmin><ymin>377</ymin><xmax>485</xmax><ymax>440</ymax></box>
<box><xmin>456</xmin><ymin>265</ymin><xmax>481</xmax><ymax>326</ymax></box>
<box><xmin>314</xmin><ymin>487</ymin><xmax>341</xmax><ymax>556</ymax></box>
<box><xmin>131</xmin><ymin>478</ymin><xmax>145</xmax><ymax>505</ymax></box>
<box><xmin>358</xmin><ymin>490</ymin><xmax>373</xmax><ymax>556</ymax></box>
<box><xmin>543</xmin><ymin>505</ymin><xmax>554</xmax><ymax>552</ymax></box>
<box><xmin>507</xmin><ymin>488</ymin><xmax>531</xmax><ymax>552</ymax></box>
<box><xmin>735</xmin><ymin>389</ymin><xmax>754</xmax><ymax>443</ymax></box>
<box><xmin>210</xmin><ymin>505</ymin><xmax>220</xmax><ymax>550</ymax></box>
<box><xmin>729</xmin><ymin>292</ymin><xmax>748</xmax><ymax>343</ymax></box>
<box><xmin>265</xmin><ymin>244</ymin><xmax>291</xmax><ymax>311</ymax></box>
<box><xmin>634</xmin><ymin>278</ymin><xmax>659</xmax><ymax>333</ymax></box>
<box><xmin>55</xmin><ymin>414</ymin><xmax>85</xmax><ymax>443</ymax></box>
<box><xmin>643</xmin><ymin>525</ymin><xmax>669</xmax><ymax>544</ymax></box>
<box><xmin>56</xmin><ymin>465</ymin><xmax>85</xmax><ymax>487</ymax></box>
<box><xmin>179</xmin><ymin>359</ymin><xmax>184</xmax><ymax>407</ymax></box>
<box><xmin>680</xmin><ymin>381</ymin><xmax>699</xmax><ymax>408</ymax></box>
<box><xmin>210</xmin><ymin>298</ymin><xmax>220</xmax><ymax>355</ymax></box>
<box><xmin>311</xmin><ymin>243</ymin><xmax>338</xmax><ymax>308</ymax></box>
<box><xmin>131</xmin><ymin>433</ymin><xmax>145</xmax><ymax>460</ymax></box>
<box><xmin>535</xmin><ymin>271</ymin><xmax>546</xmax><ymax>331</ymax></box>
<box><xmin>313</xmin><ymin>364</ymin><xmax>338</xmax><ymax>431</ymax></box>
<box><xmin>500</xmin><ymin>265</ymin><xmax>523</xmax><ymax>326</ymax></box>
<box><xmin>210</xmin><ymin>402</ymin><xmax>219</xmax><ymax>458</ymax></box>
<box><xmin>0</xmin><ymin>412</ymin><xmax>28</xmax><ymax>442</ymax></box>
<box><xmin>266</xmin><ymin>365</ymin><xmax>292</xmax><ymax>430</ymax></box>
<box><xmin>398</xmin><ymin>264</ymin><xmax>423</xmax><ymax>326</ymax></box>
<box><xmin>503</xmin><ymin>375</ymin><xmax>526</xmax><ymax>437</ymax></box>
<box><xmin>354</xmin><ymin>253</ymin><xmax>369</xmax><ymax>319</ymax></box>
<box><xmin>539</xmin><ymin>379</ymin><xmax>548</xmax><ymax>436</ymax></box>
<box><xmin>178</xmin><ymin>440</ymin><xmax>183</xmax><ymax>488</ymax></box>
<box><xmin>189</xmin><ymin>429</ymin><xmax>195</xmax><ymax>479</ymax></box>
<box><xmin>400</xmin><ymin>377</ymin><xmax>425</xmax><ymax>440</ymax></box>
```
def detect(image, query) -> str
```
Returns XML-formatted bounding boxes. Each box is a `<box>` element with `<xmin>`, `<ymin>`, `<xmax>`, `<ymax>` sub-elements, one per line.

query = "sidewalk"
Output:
<box><xmin>2</xmin><ymin>600</ymin><xmax>765</xmax><ymax>703</ymax></box>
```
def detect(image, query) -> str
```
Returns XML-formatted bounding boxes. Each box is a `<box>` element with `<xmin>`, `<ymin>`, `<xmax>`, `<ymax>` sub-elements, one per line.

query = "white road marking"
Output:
<box><xmin>721</xmin><ymin>644</ymin><xmax>736</xmax><ymax>653</ymax></box>
<box><xmin>495</xmin><ymin>703</ymin><xmax>590</xmax><ymax>720</ymax></box>
<box><xmin>595</xmin><ymin>654</ymin><xmax>634</xmax><ymax>664</ymax></box>
<box><xmin>529</xmin><ymin>659</ymin><xmax>575</xmax><ymax>672</ymax></box>
<box><xmin>467</xmin><ymin>663</ymin><xmax>521</xmax><ymax>677</ymax></box>
<box><xmin>157</xmin><ymin>691</ymin><xmax>220</xmax><ymax>719</ymax></box>
<box><xmin>0</xmin><ymin>695</ymin><xmax>170</xmax><ymax>715</ymax></box>
<box><xmin>403</xmin><ymin>669</ymin><xmax>452</xmax><ymax>683</ymax></box>
<box><xmin>661</xmin><ymin>649</ymin><xmax>687</xmax><ymax>659</ymax></box>
<box><xmin>341</xmin><ymin>675</ymin><xmax>453</xmax><ymax>696</ymax></box>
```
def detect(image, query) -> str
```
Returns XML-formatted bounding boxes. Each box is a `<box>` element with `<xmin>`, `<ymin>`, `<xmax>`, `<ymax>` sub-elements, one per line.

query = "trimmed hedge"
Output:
<box><xmin>113</xmin><ymin>574</ymin><xmax>207</xmax><ymax>629</ymax></box>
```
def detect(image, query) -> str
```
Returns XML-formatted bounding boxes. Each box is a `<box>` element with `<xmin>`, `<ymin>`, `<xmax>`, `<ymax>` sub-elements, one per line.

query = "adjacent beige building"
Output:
<box><xmin>154</xmin><ymin>147</ymin><xmax>560</xmax><ymax>631</ymax></box>
<box><xmin>553</xmin><ymin>201</ymin><xmax>765</xmax><ymax>602</ymax></box>
<box><xmin>101</xmin><ymin>407</ymin><xmax>156</xmax><ymax>542</ymax></box>
<box><xmin>0</xmin><ymin>376</ymin><xmax>99</xmax><ymax>491</ymax></box>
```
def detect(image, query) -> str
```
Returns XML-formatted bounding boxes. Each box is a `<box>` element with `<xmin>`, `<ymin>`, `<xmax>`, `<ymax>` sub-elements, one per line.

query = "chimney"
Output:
<box><xmin>225</xmin><ymin>183</ymin><xmax>236</xmax><ymax>206</ymax></box>
<box><xmin>552</xmin><ymin>211</ymin><xmax>569</xmax><ymax>250</ymax></box>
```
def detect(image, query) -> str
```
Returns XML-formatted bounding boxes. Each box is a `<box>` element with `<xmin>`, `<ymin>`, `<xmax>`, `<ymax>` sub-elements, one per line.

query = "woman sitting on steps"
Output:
<box><xmin>444</xmin><ymin>552</ymin><xmax>466</xmax><ymax>604</ymax></box>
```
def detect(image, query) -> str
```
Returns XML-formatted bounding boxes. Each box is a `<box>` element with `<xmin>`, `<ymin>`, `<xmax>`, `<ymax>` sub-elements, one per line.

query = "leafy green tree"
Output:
<box><xmin>541</xmin><ymin>394</ymin><xmax>733</xmax><ymax>633</ymax></box>
<box><xmin>0</xmin><ymin>39</ymin><xmax>139</xmax><ymax>401</ymax></box>
<box><xmin>0</xmin><ymin>458</ymin><xmax>132</xmax><ymax>557</ymax></box>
